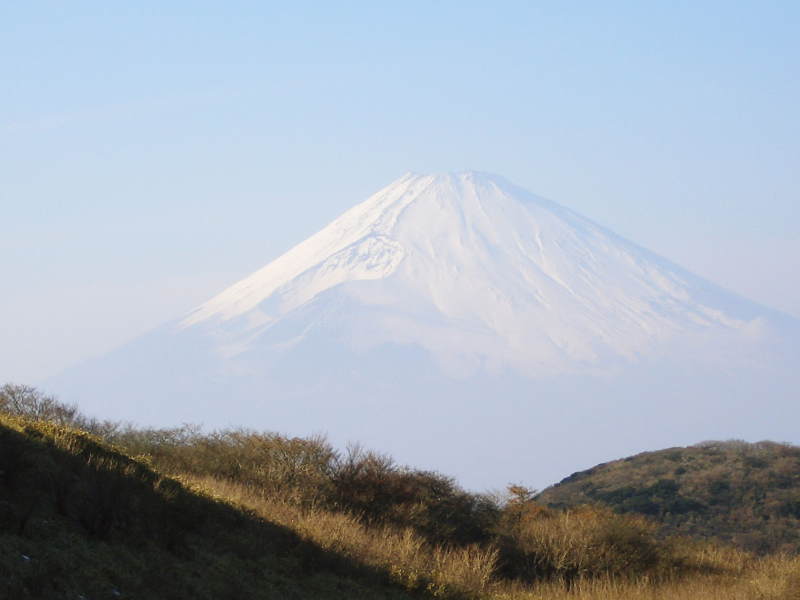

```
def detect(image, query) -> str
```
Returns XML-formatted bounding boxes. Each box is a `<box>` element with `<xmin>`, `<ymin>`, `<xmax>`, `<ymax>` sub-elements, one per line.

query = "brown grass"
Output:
<box><xmin>186</xmin><ymin>474</ymin><xmax>498</xmax><ymax>598</ymax></box>
<box><xmin>185</xmin><ymin>475</ymin><xmax>800</xmax><ymax>600</ymax></box>
<box><xmin>495</xmin><ymin>553</ymin><xmax>800</xmax><ymax>599</ymax></box>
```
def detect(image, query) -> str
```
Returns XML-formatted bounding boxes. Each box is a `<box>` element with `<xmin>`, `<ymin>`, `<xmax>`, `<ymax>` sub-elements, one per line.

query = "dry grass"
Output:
<box><xmin>186</xmin><ymin>474</ymin><xmax>498</xmax><ymax>598</ymax></box>
<box><xmin>490</xmin><ymin>554</ymin><xmax>800</xmax><ymax>600</ymax></box>
<box><xmin>501</xmin><ymin>505</ymin><xmax>662</xmax><ymax>579</ymax></box>
<box><xmin>186</xmin><ymin>475</ymin><xmax>800</xmax><ymax>600</ymax></box>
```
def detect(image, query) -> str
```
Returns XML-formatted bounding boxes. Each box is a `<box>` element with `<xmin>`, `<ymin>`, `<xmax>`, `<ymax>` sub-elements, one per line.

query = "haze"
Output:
<box><xmin>2</xmin><ymin>4</ymin><xmax>798</xmax><ymax>409</ymax></box>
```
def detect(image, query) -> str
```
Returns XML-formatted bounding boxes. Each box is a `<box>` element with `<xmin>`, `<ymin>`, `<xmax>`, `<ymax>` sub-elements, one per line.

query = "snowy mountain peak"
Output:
<box><xmin>49</xmin><ymin>171</ymin><xmax>800</xmax><ymax>490</ymax></box>
<box><xmin>177</xmin><ymin>171</ymin><xmax>764</xmax><ymax>377</ymax></box>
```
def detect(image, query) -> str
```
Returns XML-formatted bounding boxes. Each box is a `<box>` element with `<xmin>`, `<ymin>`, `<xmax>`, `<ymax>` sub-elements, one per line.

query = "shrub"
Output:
<box><xmin>110</xmin><ymin>426</ymin><xmax>338</xmax><ymax>506</ymax></box>
<box><xmin>0</xmin><ymin>383</ymin><xmax>119</xmax><ymax>438</ymax></box>
<box><xmin>0</xmin><ymin>384</ymin><xmax>81</xmax><ymax>426</ymax></box>
<box><xmin>495</xmin><ymin>491</ymin><xmax>664</xmax><ymax>582</ymax></box>
<box><xmin>328</xmin><ymin>445</ymin><xmax>498</xmax><ymax>545</ymax></box>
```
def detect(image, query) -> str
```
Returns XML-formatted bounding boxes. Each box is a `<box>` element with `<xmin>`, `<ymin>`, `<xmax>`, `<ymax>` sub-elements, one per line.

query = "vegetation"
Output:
<box><xmin>1</xmin><ymin>383</ymin><xmax>800</xmax><ymax>599</ymax></box>
<box><xmin>537</xmin><ymin>440</ymin><xmax>800</xmax><ymax>554</ymax></box>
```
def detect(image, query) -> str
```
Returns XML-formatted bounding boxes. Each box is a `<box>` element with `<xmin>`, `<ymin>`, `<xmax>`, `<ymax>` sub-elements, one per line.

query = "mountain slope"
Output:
<box><xmin>47</xmin><ymin>171</ymin><xmax>800</xmax><ymax>490</ymax></box>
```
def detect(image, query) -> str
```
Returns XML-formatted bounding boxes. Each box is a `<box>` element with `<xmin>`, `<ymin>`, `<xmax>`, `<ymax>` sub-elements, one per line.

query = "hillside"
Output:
<box><xmin>537</xmin><ymin>441</ymin><xmax>800</xmax><ymax>554</ymax></box>
<box><xmin>3</xmin><ymin>384</ymin><xmax>800</xmax><ymax>600</ymax></box>
<box><xmin>0</xmin><ymin>413</ymin><xmax>429</xmax><ymax>599</ymax></box>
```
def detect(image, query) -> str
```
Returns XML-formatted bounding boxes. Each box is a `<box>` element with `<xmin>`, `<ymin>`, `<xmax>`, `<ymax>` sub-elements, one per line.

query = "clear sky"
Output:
<box><xmin>2</xmin><ymin>1</ymin><xmax>798</xmax><ymax>384</ymax></box>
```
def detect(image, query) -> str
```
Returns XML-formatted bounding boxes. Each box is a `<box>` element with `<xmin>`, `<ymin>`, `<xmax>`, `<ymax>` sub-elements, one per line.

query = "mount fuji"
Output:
<box><xmin>48</xmin><ymin>172</ymin><xmax>800</xmax><ymax>489</ymax></box>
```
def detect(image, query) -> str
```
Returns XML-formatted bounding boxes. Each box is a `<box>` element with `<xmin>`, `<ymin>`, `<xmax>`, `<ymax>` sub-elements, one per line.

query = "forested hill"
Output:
<box><xmin>537</xmin><ymin>440</ymin><xmax>800</xmax><ymax>554</ymax></box>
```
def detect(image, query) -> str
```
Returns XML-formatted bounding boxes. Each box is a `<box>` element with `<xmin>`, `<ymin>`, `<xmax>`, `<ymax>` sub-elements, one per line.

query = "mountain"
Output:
<box><xmin>180</xmin><ymin>171</ymin><xmax>775</xmax><ymax>376</ymax></box>
<box><xmin>47</xmin><ymin>172</ymin><xmax>800</xmax><ymax>489</ymax></box>
<box><xmin>537</xmin><ymin>440</ymin><xmax>800</xmax><ymax>554</ymax></box>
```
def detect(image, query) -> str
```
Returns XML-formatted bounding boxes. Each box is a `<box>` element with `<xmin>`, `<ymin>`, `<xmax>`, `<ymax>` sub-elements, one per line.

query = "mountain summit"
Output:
<box><xmin>49</xmin><ymin>172</ymin><xmax>800</xmax><ymax>489</ymax></box>
<box><xmin>179</xmin><ymin>171</ymin><xmax>763</xmax><ymax>377</ymax></box>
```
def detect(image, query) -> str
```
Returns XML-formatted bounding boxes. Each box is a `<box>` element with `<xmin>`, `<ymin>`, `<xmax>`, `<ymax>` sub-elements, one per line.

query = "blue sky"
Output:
<box><xmin>2</xmin><ymin>1</ymin><xmax>798</xmax><ymax>383</ymax></box>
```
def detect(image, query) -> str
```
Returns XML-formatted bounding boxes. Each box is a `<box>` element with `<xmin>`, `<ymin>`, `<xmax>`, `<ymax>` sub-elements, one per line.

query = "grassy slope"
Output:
<box><xmin>537</xmin><ymin>441</ymin><xmax>800</xmax><ymax>554</ymax></box>
<box><xmin>2</xmin><ymin>386</ymin><xmax>799</xmax><ymax>600</ymax></box>
<box><xmin>0</xmin><ymin>415</ymin><xmax>419</xmax><ymax>600</ymax></box>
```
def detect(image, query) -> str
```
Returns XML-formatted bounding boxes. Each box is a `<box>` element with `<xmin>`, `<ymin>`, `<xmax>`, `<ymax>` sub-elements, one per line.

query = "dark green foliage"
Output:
<box><xmin>538</xmin><ymin>441</ymin><xmax>800</xmax><ymax>554</ymax></box>
<box><xmin>589</xmin><ymin>479</ymin><xmax>707</xmax><ymax>517</ymax></box>
<box><xmin>780</xmin><ymin>499</ymin><xmax>800</xmax><ymax>518</ymax></box>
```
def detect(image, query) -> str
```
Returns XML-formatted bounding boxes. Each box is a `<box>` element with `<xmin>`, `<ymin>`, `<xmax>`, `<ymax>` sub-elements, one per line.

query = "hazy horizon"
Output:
<box><xmin>3</xmin><ymin>2</ymin><xmax>799</xmax><ymax>385</ymax></box>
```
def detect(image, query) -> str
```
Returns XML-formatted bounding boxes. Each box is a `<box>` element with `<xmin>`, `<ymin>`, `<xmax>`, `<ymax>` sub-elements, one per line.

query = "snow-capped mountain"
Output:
<box><xmin>179</xmin><ymin>171</ymin><xmax>767</xmax><ymax>376</ymax></box>
<box><xmin>48</xmin><ymin>172</ymin><xmax>800</xmax><ymax>489</ymax></box>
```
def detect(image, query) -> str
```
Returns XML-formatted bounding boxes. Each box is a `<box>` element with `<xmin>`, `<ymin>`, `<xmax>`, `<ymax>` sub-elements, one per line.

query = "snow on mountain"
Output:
<box><xmin>47</xmin><ymin>171</ymin><xmax>800</xmax><ymax>489</ymax></box>
<box><xmin>177</xmin><ymin>171</ymin><xmax>764</xmax><ymax>377</ymax></box>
